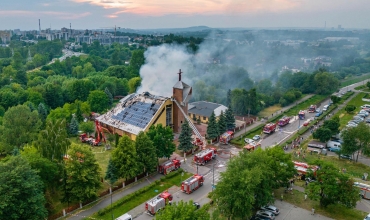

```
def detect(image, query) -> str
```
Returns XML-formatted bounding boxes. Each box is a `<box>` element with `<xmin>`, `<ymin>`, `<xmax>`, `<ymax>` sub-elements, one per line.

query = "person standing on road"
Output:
<box><xmin>305</xmin><ymin>194</ymin><xmax>307</xmax><ymax>200</ymax></box>
<box><xmin>311</xmin><ymin>208</ymin><xmax>315</xmax><ymax>215</ymax></box>
<box><xmin>281</xmin><ymin>194</ymin><xmax>284</xmax><ymax>201</ymax></box>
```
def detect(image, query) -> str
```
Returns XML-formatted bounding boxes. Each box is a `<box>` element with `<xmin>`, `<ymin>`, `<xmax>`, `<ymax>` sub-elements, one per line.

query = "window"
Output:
<box><xmin>203</xmin><ymin>116</ymin><xmax>207</xmax><ymax>120</ymax></box>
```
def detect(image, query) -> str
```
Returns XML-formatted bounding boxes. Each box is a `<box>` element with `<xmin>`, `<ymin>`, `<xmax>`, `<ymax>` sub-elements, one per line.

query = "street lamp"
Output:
<box><xmin>104</xmin><ymin>181</ymin><xmax>115</xmax><ymax>220</ymax></box>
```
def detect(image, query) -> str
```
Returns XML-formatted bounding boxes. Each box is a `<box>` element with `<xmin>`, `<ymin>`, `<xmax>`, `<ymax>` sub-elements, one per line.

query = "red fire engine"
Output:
<box><xmin>354</xmin><ymin>182</ymin><xmax>370</xmax><ymax>199</ymax></box>
<box><xmin>243</xmin><ymin>142</ymin><xmax>261</xmax><ymax>152</ymax></box>
<box><xmin>158</xmin><ymin>159</ymin><xmax>181</xmax><ymax>175</ymax></box>
<box><xmin>194</xmin><ymin>148</ymin><xmax>217</xmax><ymax>165</ymax></box>
<box><xmin>278</xmin><ymin>116</ymin><xmax>291</xmax><ymax>127</ymax></box>
<box><xmin>293</xmin><ymin>161</ymin><xmax>319</xmax><ymax>176</ymax></box>
<box><xmin>308</xmin><ymin>105</ymin><xmax>317</xmax><ymax>113</ymax></box>
<box><xmin>145</xmin><ymin>191</ymin><xmax>173</xmax><ymax>216</ymax></box>
<box><xmin>220</xmin><ymin>131</ymin><xmax>234</xmax><ymax>144</ymax></box>
<box><xmin>263</xmin><ymin>123</ymin><xmax>277</xmax><ymax>134</ymax></box>
<box><xmin>181</xmin><ymin>174</ymin><xmax>204</xmax><ymax>194</ymax></box>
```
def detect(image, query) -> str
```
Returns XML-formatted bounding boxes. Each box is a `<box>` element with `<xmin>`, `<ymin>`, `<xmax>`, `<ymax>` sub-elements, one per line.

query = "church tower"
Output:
<box><xmin>172</xmin><ymin>69</ymin><xmax>192</xmax><ymax>133</ymax></box>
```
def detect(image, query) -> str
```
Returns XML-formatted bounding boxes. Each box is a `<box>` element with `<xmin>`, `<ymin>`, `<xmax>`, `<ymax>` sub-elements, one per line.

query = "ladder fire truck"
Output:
<box><xmin>193</xmin><ymin>148</ymin><xmax>217</xmax><ymax>165</ymax></box>
<box><xmin>181</xmin><ymin>174</ymin><xmax>204</xmax><ymax>194</ymax></box>
<box><xmin>145</xmin><ymin>191</ymin><xmax>173</xmax><ymax>216</ymax></box>
<box><xmin>354</xmin><ymin>182</ymin><xmax>370</xmax><ymax>199</ymax></box>
<box><xmin>220</xmin><ymin>131</ymin><xmax>234</xmax><ymax>144</ymax></box>
<box><xmin>158</xmin><ymin>159</ymin><xmax>181</xmax><ymax>175</ymax></box>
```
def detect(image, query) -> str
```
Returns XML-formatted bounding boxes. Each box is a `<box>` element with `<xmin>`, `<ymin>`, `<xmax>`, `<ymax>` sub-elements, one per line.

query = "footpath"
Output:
<box><xmin>233</xmin><ymin>94</ymin><xmax>314</xmax><ymax>138</ymax></box>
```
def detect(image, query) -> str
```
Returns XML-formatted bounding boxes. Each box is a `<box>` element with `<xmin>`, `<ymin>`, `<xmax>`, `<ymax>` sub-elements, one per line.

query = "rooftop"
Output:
<box><xmin>188</xmin><ymin>101</ymin><xmax>227</xmax><ymax>118</ymax></box>
<box><xmin>96</xmin><ymin>92</ymin><xmax>168</xmax><ymax>135</ymax></box>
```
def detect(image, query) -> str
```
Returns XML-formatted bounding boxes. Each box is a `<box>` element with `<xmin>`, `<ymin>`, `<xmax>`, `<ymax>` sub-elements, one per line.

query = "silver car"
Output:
<box><xmin>256</xmin><ymin>210</ymin><xmax>275</xmax><ymax>220</ymax></box>
<box><xmin>261</xmin><ymin>205</ymin><xmax>280</xmax><ymax>215</ymax></box>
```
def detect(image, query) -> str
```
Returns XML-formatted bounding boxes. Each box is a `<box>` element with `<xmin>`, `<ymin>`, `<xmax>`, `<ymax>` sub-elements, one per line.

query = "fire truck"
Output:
<box><xmin>293</xmin><ymin>161</ymin><xmax>319</xmax><ymax>177</ymax></box>
<box><xmin>278</xmin><ymin>116</ymin><xmax>291</xmax><ymax>127</ymax></box>
<box><xmin>243</xmin><ymin>142</ymin><xmax>261</xmax><ymax>152</ymax></box>
<box><xmin>220</xmin><ymin>131</ymin><xmax>234</xmax><ymax>144</ymax></box>
<box><xmin>79</xmin><ymin>133</ymin><xmax>94</xmax><ymax>143</ymax></box>
<box><xmin>145</xmin><ymin>191</ymin><xmax>173</xmax><ymax>216</ymax></box>
<box><xmin>158</xmin><ymin>159</ymin><xmax>181</xmax><ymax>175</ymax></box>
<box><xmin>263</xmin><ymin>123</ymin><xmax>277</xmax><ymax>134</ymax></box>
<box><xmin>298</xmin><ymin>110</ymin><xmax>305</xmax><ymax>120</ymax></box>
<box><xmin>181</xmin><ymin>174</ymin><xmax>204</xmax><ymax>194</ymax></box>
<box><xmin>308</xmin><ymin>105</ymin><xmax>317</xmax><ymax>113</ymax></box>
<box><xmin>354</xmin><ymin>182</ymin><xmax>370</xmax><ymax>199</ymax></box>
<box><xmin>194</xmin><ymin>148</ymin><xmax>217</xmax><ymax>165</ymax></box>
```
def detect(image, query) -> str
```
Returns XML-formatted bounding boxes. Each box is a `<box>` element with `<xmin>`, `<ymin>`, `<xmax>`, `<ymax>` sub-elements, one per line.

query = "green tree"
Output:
<box><xmin>313</xmin><ymin>127</ymin><xmax>332</xmax><ymax>142</ymax></box>
<box><xmin>225</xmin><ymin>107</ymin><xmax>235</xmax><ymax>130</ymax></box>
<box><xmin>135</xmin><ymin>131</ymin><xmax>157</xmax><ymax>173</ymax></box>
<box><xmin>80</xmin><ymin>121</ymin><xmax>95</xmax><ymax>136</ymax></box>
<box><xmin>217</xmin><ymin>111</ymin><xmax>227</xmax><ymax>135</ymax></box>
<box><xmin>69</xmin><ymin>116</ymin><xmax>79</xmax><ymax>136</ymax></box>
<box><xmin>0</xmin><ymin>156</ymin><xmax>48</xmax><ymax>219</ymax></box>
<box><xmin>306</xmin><ymin>161</ymin><xmax>359</xmax><ymax>208</ymax></box>
<box><xmin>147</xmin><ymin>124</ymin><xmax>176</xmax><ymax>162</ymax></box>
<box><xmin>64</xmin><ymin>144</ymin><xmax>102</xmax><ymax>204</ymax></box>
<box><xmin>128</xmin><ymin>77</ymin><xmax>141</xmax><ymax>93</ymax></box>
<box><xmin>341</xmin><ymin>122</ymin><xmax>370</xmax><ymax>162</ymax></box>
<box><xmin>330</xmin><ymin>95</ymin><xmax>341</xmax><ymax>105</ymax></box>
<box><xmin>207</xmin><ymin>111</ymin><xmax>219</xmax><ymax>140</ymax></box>
<box><xmin>75</xmin><ymin>102</ymin><xmax>84</xmax><ymax>122</ymax></box>
<box><xmin>0</xmin><ymin>105</ymin><xmax>41</xmax><ymax>150</ymax></box>
<box><xmin>322</xmin><ymin>117</ymin><xmax>340</xmax><ymax>136</ymax></box>
<box><xmin>36</xmin><ymin>119</ymin><xmax>71</xmax><ymax>162</ymax></box>
<box><xmin>367</xmin><ymin>81</ymin><xmax>370</xmax><ymax>90</ymax></box>
<box><xmin>87</xmin><ymin>90</ymin><xmax>110</xmax><ymax>113</ymax></box>
<box><xmin>314</xmin><ymin>72</ymin><xmax>340</xmax><ymax>95</ymax></box>
<box><xmin>112</xmin><ymin>135</ymin><xmax>138</xmax><ymax>180</ymax></box>
<box><xmin>104</xmin><ymin>87</ymin><xmax>113</xmax><ymax>107</ymax></box>
<box><xmin>11</xmin><ymin>52</ymin><xmax>23</xmax><ymax>70</ymax></box>
<box><xmin>82</xmin><ymin>62</ymin><xmax>96</xmax><ymax>75</ymax></box>
<box><xmin>129</xmin><ymin>50</ymin><xmax>145</xmax><ymax>76</ymax></box>
<box><xmin>345</xmin><ymin>105</ymin><xmax>356</xmax><ymax>114</ymax></box>
<box><xmin>178</xmin><ymin>121</ymin><xmax>193</xmax><ymax>152</ymax></box>
<box><xmin>37</xmin><ymin>102</ymin><xmax>48</xmax><ymax>121</ymax></box>
<box><xmin>155</xmin><ymin>200</ymin><xmax>210</xmax><ymax>220</ymax></box>
<box><xmin>105</xmin><ymin>158</ymin><xmax>118</xmax><ymax>185</ymax></box>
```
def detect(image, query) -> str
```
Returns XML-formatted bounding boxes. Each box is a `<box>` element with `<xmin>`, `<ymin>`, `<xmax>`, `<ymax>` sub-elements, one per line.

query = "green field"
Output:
<box><xmin>258</xmin><ymin>104</ymin><xmax>282</xmax><ymax>118</ymax></box>
<box><xmin>284</xmin><ymin>95</ymin><xmax>327</xmax><ymax>116</ymax></box>
<box><xmin>90</xmin><ymin>171</ymin><xmax>192</xmax><ymax>220</ymax></box>
<box><xmin>340</xmin><ymin>73</ymin><xmax>370</xmax><ymax>87</ymax></box>
<box><xmin>332</xmin><ymin>92</ymin><xmax>369</xmax><ymax>129</ymax></box>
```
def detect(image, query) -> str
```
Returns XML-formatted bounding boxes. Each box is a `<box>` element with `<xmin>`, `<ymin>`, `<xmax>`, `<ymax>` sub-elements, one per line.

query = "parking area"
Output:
<box><xmin>274</xmin><ymin>200</ymin><xmax>333</xmax><ymax>220</ymax></box>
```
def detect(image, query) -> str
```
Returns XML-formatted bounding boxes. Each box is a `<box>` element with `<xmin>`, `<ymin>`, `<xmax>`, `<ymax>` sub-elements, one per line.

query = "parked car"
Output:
<box><xmin>260</xmin><ymin>205</ymin><xmax>280</xmax><ymax>215</ymax></box>
<box><xmin>316</xmin><ymin>108</ymin><xmax>321</xmax><ymax>113</ymax></box>
<box><xmin>347</xmin><ymin>123</ymin><xmax>358</xmax><ymax>128</ymax></box>
<box><xmin>327</xmin><ymin>140</ymin><xmax>341</xmax><ymax>149</ymax></box>
<box><xmin>323</xmin><ymin>105</ymin><xmax>329</xmax><ymax>111</ymax></box>
<box><xmin>349</xmin><ymin>120</ymin><xmax>360</xmax><ymax>124</ymax></box>
<box><xmin>256</xmin><ymin>210</ymin><xmax>275</xmax><ymax>220</ymax></box>
<box><xmin>366</xmin><ymin>118</ymin><xmax>370</xmax><ymax>123</ymax></box>
<box><xmin>244</xmin><ymin>138</ymin><xmax>255</xmax><ymax>144</ymax></box>
<box><xmin>116</xmin><ymin>213</ymin><xmax>133</xmax><ymax>220</ymax></box>
<box><xmin>353</xmin><ymin>116</ymin><xmax>364</xmax><ymax>121</ymax></box>
<box><xmin>361</xmin><ymin>104</ymin><xmax>370</xmax><ymax>109</ymax></box>
<box><xmin>340</xmin><ymin>154</ymin><xmax>352</xmax><ymax>160</ymax></box>
<box><xmin>329</xmin><ymin>147</ymin><xmax>341</xmax><ymax>152</ymax></box>
<box><xmin>251</xmin><ymin>215</ymin><xmax>270</xmax><ymax>220</ymax></box>
<box><xmin>253</xmin><ymin>135</ymin><xmax>261</xmax><ymax>141</ymax></box>
<box><xmin>364</xmin><ymin>213</ymin><xmax>370</xmax><ymax>220</ymax></box>
<box><xmin>315</xmin><ymin>111</ymin><xmax>323</xmax><ymax>117</ymax></box>
<box><xmin>360</xmin><ymin>110</ymin><xmax>369</xmax><ymax>116</ymax></box>
<box><xmin>357</xmin><ymin>113</ymin><xmax>367</xmax><ymax>118</ymax></box>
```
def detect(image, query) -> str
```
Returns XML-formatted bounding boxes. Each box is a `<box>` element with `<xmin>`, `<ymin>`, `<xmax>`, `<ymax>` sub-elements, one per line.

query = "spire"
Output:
<box><xmin>178</xmin><ymin>69</ymin><xmax>182</xmax><ymax>81</ymax></box>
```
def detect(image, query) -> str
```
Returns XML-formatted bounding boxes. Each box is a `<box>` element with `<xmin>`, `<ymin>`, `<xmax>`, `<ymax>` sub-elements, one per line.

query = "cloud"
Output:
<box><xmin>0</xmin><ymin>10</ymin><xmax>91</xmax><ymax>19</ymax></box>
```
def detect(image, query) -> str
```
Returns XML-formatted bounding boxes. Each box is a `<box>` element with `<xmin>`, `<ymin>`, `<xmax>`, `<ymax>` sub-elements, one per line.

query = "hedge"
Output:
<box><xmin>97</xmin><ymin>168</ymin><xmax>184</xmax><ymax>216</ymax></box>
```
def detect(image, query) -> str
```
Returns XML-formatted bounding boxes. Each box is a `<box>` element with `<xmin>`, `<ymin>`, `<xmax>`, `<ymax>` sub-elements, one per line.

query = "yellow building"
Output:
<box><xmin>96</xmin><ymin>74</ymin><xmax>193</xmax><ymax>140</ymax></box>
<box><xmin>188</xmin><ymin>101</ymin><xmax>228</xmax><ymax>124</ymax></box>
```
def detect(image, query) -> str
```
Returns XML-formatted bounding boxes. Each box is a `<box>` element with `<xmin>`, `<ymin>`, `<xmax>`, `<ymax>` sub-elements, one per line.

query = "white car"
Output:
<box><xmin>253</xmin><ymin>135</ymin><xmax>261</xmax><ymax>141</ymax></box>
<box><xmin>364</xmin><ymin>213</ymin><xmax>370</xmax><ymax>220</ymax></box>
<box><xmin>360</xmin><ymin>110</ymin><xmax>369</xmax><ymax>116</ymax></box>
<box><xmin>244</xmin><ymin>138</ymin><xmax>255</xmax><ymax>144</ymax></box>
<box><xmin>261</xmin><ymin>205</ymin><xmax>280</xmax><ymax>215</ymax></box>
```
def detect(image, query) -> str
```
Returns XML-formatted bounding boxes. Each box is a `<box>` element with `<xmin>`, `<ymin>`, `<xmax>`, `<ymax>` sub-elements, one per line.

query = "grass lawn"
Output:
<box><xmin>274</xmin><ymin>188</ymin><xmax>366</xmax><ymax>220</ymax></box>
<box><xmin>284</xmin><ymin>95</ymin><xmax>327</xmax><ymax>117</ymax></box>
<box><xmin>340</xmin><ymin>73</ymin><xmax>370</xmax><ymax>87</ymax></box>
<box><xmin>90</xmin><ymin>172</ymin><xmax>192</xmax><ymax>220</ymax></box>
<box><xmin>332</xmin><ymin>92</ymin><xmax>368</xmax><ymax>129</ymax></box>
<box><xmin>258</xmin><ymin>104</ymin><xmax>282</xmax><ymax>118</ymax></box>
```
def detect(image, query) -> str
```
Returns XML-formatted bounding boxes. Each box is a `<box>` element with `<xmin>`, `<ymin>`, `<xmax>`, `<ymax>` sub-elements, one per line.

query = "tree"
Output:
<box><xmin>105</xmin><ymin>158</ymin><xmax>118</xmax><ymax>185</ymax></box>
<box><xmin>156</xmin><ymin>200</ymin><xmax>210</xmax><ymax>220</ymax></box>
<box><xmin>79</xmin><ymin>121</ymin><xmax>95</xmax><ymax>136</ymax></box>
<box><xmin>306</xmin><ymin>161</ymin><xmax>360</xmax><ymax>208</ymax></box>
<box><xmin>135</xmin><ymin>132</ymin><xmax>157</xmax><ymax>173</ymax></box>
<box><xmin>37</xmin><ymin>103</ymin><xmax>48</xmax><ymax>121</ymax></box>
<box><xmin>104</xmin><ymin>87</ymin><xmax>113</xmax><ymax>107</ymax></box>
<box><xmin>341</xmin><ymin>122</ymin><xmax>370</xmax><ymax>162</ymax></box>
<box><xmin>69</xmin><ymin>116</ymin><xmax>79</xmax><ymax>136</ymax></box>
<box><xmin>206</xmin><ymin>112</ymin><xmax>219</xmax><ymax>140</ymax></box>
<box><xmin>87</xmin><ymin>90</ymin><xmax>110</xmax><ymax>113</ymax></box>
<box><xmin>225</xmin><ymin>107</ymin><xmax>235</xmax><ymax>130</ymax></box>
<box><xmin>314</xmin><ymin>72</ymin><xmax>340</xmax><ymax>95</ymax></box>
<box><xmin>330</xmin><ymin>95</ymin><xmax>341</xmax><ymax>105</ymax></box>
<box><xmin>367</xmin><ymin>81</ymin><xmax>370</xmax><ymax>90</ymax></box>
<box><xmin>322</xmin><ymin>117</ymin><xmax>340</xmax><ymax>136</ymax></box>
<box><xmin>313</xmin><ymin>127</ymin><xmax>332</xmax><ymax>142</ymax></box>
<box><xmin>217</xmin><ymin>111</ymin><xmax>227</xmax><ymax>135</ymax></box>
<box><xmin>147</xmin><ymin>124</ymin><xmax>176</xmax><ymax>162</ymax></box>
<box><xmin>345</xmin><ymin>105</ymin><xmax>356</xmax><ymax>114</ymax></box>
<box><xmin>129</xmin><ymin>50</ymin><xmax>145</xmax><ymax>77</ymax></box>
<box><xmin>36</xmin><ymin>119</ymin><xmax>71</xmax><ymax>162</ymax></box>
<box><xmin>128</xmin><ymin>77</ymin><xmax>141</xmax><ymax>94</ymax></box>
<box><xmin>112</xmin><ymin>135</ymin><xmax>138</xmax><ymax>180</ymax></box>
<box><xmin>75</xmin><ymin>102</ymin><xmax>84</xmax><ymax>122</ymax></box>
<box><xmin>177</xmin><ymin>121</ymin><xmax>193</xmax><ymax>152</ymax></box>
<box><xmin>11</xmin><ymin>52</ymin><xmax>23</xmax><ymax>70</ymax></box>
<box><xmin>64</xmin><ymin>144</ymin><xmax>102</xmax><ymax>204</ymax></box>
<box><xmin>0</xmin><ymin>156</ymin><xmax>48</xmax><ymax>219</ymax></box>
<box><xmin>0</xmin><ymin>105</ymin><xmax>41</xmax><ymax>150</ymax></box>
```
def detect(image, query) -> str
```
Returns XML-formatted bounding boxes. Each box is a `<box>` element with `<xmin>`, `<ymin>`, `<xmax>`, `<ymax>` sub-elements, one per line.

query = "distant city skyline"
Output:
<box><xmin>1</xmin><ymin>0</ymin><xmax>370</xmax><ymax>30</ymax></box>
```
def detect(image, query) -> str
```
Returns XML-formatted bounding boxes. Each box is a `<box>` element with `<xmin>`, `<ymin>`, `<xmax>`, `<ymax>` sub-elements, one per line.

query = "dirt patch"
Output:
<box><xmin>339</xmin><ymin>113</ymin><xmax>345</xmax><ymax>118</ymax></box>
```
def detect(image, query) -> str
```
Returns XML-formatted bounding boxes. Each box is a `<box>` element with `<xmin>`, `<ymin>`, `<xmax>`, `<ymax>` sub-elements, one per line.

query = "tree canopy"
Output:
<box><xmin>112</xmin><ymin>135</ymin><xmax>139</xmax><ymax>180</ymax></box>
<box><xmin>147</xmin><ymin>124</ymin><xmax>176</xmax><ymax>161</ymax></box>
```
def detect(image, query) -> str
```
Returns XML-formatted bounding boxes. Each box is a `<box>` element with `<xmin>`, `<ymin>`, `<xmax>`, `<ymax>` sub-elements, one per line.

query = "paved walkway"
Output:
<box><xmin>233</xmin><ymin>94</ymin><xmax>314</xmax><ymax>138</ymax></box>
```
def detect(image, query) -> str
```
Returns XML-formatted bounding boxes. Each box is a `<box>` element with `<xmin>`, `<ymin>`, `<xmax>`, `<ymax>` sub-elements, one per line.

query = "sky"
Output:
<box><xmin>1</xmin><ymin>0</ymin><xmax>370</xmax><ymax>30</ymax></box>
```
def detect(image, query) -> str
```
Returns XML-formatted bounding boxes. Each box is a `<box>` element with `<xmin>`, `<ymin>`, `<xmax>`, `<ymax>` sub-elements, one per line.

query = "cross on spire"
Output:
<box><xmin>178</xmin><ymin>69</ymin><xmax>182</xmax><ymax>81</ymax></box>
